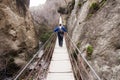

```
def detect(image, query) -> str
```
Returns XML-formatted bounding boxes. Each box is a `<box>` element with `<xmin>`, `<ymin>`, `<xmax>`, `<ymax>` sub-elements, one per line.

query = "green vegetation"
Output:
<box><xmin>91</xmin><ymin>3</ymin><xmax>99</xmax><ymax>11</ymax></box>
<box><xmin>38</xmin><ymin>24</ymin><xmax>52</xmax><ymax>43</ymax></box>
<box><xmin>87</xmin><ymin>13</ymin><xmax>93</xmax><ymax>19</ymax></box>
<box><xmin>77</xmin><ymin>41</ymin><xmax>81</xmax><ymax>48</ymax></box>
<box><xmin>86</xmin><ymin>45</ymin><xmax>93</xmax><ymax>58</ymax></box>
<box><xmin>87</xmin><ymin>0</ymin><xmax>107</xmax><ymax>19</ymax></box>
<box><xmin>87</xmin><ymin>2</ymin><xmax>99</xmax><ymax>19</ymax></box>
<box><xmin>40</xmin><ymin>31</ymin><xmax>52</xmax><ymax>43</ymax></box>
<box><xmin>90</xmin><ymin>0</ymin><xmax>107</xmax><ymax>12</ymax></box>
<box><xmin>44</xmin><ymin>41</ymin><xmax>51</xmax><ymax>51</ymax></box>
<box><xmin>90</xmin><ymin>2</ymin><xmax>99</xmax><ymax>14</ymax></box>
<box><xmin>78</xmin><ymin>2</ymin><xmax>82</xmax><ymax>8</ymax></box>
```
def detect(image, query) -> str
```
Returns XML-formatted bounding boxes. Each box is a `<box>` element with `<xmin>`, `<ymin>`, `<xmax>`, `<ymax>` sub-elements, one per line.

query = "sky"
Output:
<box><xmin>30</xmin><ymin>0</ymin><xmax>46</xmax><ymax>7</ymax></box>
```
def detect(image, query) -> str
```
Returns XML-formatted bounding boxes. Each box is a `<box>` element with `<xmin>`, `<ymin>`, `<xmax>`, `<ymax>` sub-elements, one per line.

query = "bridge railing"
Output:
<box><xmin>14</xmin><ymin>33</ymin><xmax>56</xmax><ymax>80</ymax></box>
<box><xmin>65</xmin><ymin>33</ymin><xmax>101</xmax><ymax>80</ymax></box>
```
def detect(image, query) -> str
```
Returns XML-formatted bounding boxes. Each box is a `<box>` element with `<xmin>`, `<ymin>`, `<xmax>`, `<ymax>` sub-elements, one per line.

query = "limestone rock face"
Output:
<box><xmin>67</xmin><ymin>0</ymin><xmax>120</xmax><ymax>79</ymax></box>
<box><xmin>30</xmin><ymin>0</ymin><xmax>72</xmax><ymax>27</ymax></box>
<box><xmin>0</xmin><ymin>0</ymin><xmax>38</xmax><ymax>78</ymax></box>
<box><xmin>30</xmin><ymin>0</ymin><xmax>72</xmax><ymax>41</ymax></box>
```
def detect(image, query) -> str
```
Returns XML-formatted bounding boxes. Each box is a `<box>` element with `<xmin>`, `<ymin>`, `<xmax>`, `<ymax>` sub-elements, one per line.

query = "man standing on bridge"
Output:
<box><xmin>54</xmin><ymin>17</ymin><xmax>67</xmax><ymax>47</ymax></box>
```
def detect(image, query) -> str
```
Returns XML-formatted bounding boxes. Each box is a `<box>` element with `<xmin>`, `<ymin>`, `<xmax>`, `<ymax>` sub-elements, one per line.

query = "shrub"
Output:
<box><xmin>78</xmin><ymin>2</ymin><xmax>82</xmax><ymax>8</ymax></box>
<box><xmin>86</xmin><ymin>45</ymin><xmax>93</xmax><ymax>57</ymax></box>
<box><xmin>38</xmin><ymin>24</ymin><xmax>52</xmax><ymax>43</ymax></box>
<box><xmin>77</xmin><ymin>41</ymin><xmax>81</xmax><ymax>48</ymax></box>
<box><xmin>87</xmin><ymin>2</ymin><xmax>99</xmax><ymax>19</ymax></box>
<box><xmin>40</xmin><ymin>32</ymin><xmax>52</xmax><ymax>43</ymax></box>
<box><xmin>90</xmin><ymin>3</ymin><xmax>99</xmax><ymax>11</ymax></box>
<box><xmin>87</xmin><ymin>14</ymin><xmax>93</xmax><ymax>19</ymax></box>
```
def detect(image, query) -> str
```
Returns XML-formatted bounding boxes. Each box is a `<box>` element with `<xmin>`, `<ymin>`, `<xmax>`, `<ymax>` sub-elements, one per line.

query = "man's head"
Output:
<box><xmin>59</xmin><ymin>24</ymin><xmax>62</xmax><ymax>26</ymax></box>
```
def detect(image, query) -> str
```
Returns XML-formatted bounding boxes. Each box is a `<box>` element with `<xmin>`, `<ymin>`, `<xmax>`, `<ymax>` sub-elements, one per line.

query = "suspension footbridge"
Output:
<box><xmin>46</xmin><ymin>37</ymin><xmax>74</xmax><ymax>80</ymax></box>
<box><xmin>14</xmin><ymin>33</ymin><xmax>101</xmax><ymax>80</ymax></box>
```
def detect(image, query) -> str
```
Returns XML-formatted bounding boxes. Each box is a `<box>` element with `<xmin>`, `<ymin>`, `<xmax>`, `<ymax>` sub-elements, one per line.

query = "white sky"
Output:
<box><xmin>30</xmin><ymin>0</ymin><xmax>46</xmax><ymax>7</ymax></box>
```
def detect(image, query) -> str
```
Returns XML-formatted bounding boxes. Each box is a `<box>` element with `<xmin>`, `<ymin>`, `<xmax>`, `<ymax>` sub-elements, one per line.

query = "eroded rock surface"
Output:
<box><xmin>67</xmin><ymin>0</ymin><xmax>120</xmax><ymax>79</ymax></box>
<box><xmin>0</xmin><ymin>0</ymin><xmax>38</xmax><ymax>78</ymax></box>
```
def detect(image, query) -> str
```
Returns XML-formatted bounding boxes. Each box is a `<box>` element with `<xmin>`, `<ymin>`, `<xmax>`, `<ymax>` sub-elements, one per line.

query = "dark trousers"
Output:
<box><xmin>58</xmin><ymin>32</ymin><xmax>64</xmax><ymax>47</ymax></box>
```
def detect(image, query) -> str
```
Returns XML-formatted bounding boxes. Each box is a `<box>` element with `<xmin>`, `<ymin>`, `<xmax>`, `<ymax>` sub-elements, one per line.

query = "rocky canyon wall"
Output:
<box><xmin>67</xmin><ymin>0</ymin><xmax>120</xmax><ymax>79</ymax></box>
<box><xmin>0</xmin><ymin>0</ymin><xmax>38</xmax><ymax>79</ymax></box>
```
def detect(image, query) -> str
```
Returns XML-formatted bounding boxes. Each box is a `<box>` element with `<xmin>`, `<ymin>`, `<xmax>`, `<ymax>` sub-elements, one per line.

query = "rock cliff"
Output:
<box><xmin>30</xmin><ymin>0</ymin><xmax>72</xmax><ymax>27</ymax></box>
<box><xmin>30</xmin><ymin>0</ymin><xmax>72</xmax><ymax>43</ymax></box>
<box><xmin>0</xmin><ymin>0</ymin><xmax>38</xmax><ymax>79</ymax></box>
<box><xmin>67</xmin><ymin>0</ymin><xmax>120</xmax><ymax>79</ymax></box>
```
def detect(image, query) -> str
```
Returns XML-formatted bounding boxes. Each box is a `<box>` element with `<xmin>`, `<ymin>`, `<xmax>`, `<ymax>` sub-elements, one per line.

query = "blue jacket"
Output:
<box><xmin>54</xmin><ymin>26</ymin><xmax>67</xmax><ymax>32</ymax></box>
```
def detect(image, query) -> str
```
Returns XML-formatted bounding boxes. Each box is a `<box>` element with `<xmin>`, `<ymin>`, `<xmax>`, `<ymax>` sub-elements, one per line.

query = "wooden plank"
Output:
<box><xmin>46</xmin><ymin>38</ymin><xmax>75</xmax><ymax>80</ymax></box>
<box><xmin>47</xmin><ymin>73</ymin><xmax>74</xmax><ymax>80</ymax></box>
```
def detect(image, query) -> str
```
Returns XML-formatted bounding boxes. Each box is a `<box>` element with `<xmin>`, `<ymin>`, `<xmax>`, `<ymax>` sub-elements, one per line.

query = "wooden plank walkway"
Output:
<box><xmin>46</xmin><ymin>37</ymin><xmax>75</xmax><ymax>80</ymax></box>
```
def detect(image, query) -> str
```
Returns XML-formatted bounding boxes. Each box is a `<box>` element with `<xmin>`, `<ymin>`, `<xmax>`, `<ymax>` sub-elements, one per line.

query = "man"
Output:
<box><xmin>54</xmin><ymin>24</ymin><xmax>67</xmax><ymax>47</ymax></box>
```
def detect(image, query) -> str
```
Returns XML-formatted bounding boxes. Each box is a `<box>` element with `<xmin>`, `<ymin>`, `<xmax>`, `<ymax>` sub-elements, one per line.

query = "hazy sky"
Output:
<box><xmin>30</xmin><ymin>0</ymin><xmax>46</xmax><ymax>7</ymax></box>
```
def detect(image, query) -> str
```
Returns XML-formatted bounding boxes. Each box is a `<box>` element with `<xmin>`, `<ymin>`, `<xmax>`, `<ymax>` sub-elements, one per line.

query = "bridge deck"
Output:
<box><xmin>46</xmin><ymin>37</ymin><xmax>75</xmax><ymax>80</ymax></box>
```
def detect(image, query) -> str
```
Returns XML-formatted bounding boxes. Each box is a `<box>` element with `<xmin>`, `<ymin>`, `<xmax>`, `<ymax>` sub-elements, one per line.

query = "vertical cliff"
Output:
<box><xmin>0</xmin><ymin>0</ymin><xmax>38</xmax><ymax>79</ymax></box>
<box><xmin>30</xmin><ymin>0</ymin><xmax>72</xmax><ymax>43</ymax></box>
<box><xmin>67</xmin><ymin>0</ymin><xmax>120</xmax><ymax>79</ymax></box>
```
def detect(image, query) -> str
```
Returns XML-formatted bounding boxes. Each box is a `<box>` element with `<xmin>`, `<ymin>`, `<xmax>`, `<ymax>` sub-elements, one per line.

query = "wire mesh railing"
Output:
<box><xmin>14</xmin><ymin>33</ymin><xmax>56</xmax><ymax>80</ymax></box>
<box><xmin>65</xmin><ymin>33</ymin><xmax>101</xmax><ymax>80</ymax></box>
